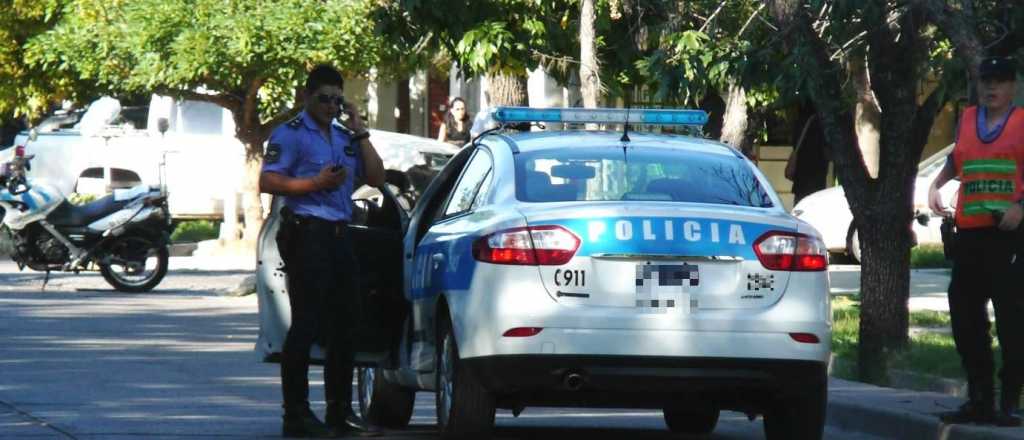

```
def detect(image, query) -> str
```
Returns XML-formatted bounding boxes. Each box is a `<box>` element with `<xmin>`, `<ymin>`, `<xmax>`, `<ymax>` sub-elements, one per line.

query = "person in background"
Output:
<box><xmin>785</xmin><ymin>101</ymin><xmax>829</xmax><ymax>204</ymax></box>
<box><xmin>437</xmin><ymin>97</ymin><xmax>472</xmax><ymax>147</ymax></box>
<box><xmin>929</xmin><ymin>56</ymin><xmax>1023</xmax><ymax>427</ymax></box>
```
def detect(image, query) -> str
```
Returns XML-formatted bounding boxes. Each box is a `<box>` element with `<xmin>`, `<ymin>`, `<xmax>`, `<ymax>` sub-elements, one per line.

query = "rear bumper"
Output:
<box><xmin>462</xmin><ymin>354</ymin><xmax>827</xmax><ymax>409</ymax></box>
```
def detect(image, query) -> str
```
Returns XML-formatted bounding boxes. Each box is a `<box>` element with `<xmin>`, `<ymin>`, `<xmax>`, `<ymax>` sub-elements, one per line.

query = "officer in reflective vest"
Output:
<box><xmin>260</xmin><ymin>64</ymin><xmax>385</xmax><ymax>438</ymax></box>
<box><xmin>929</xmin><ymin>56</ymin><xmax>1023</xmax><ymax>427</ymax></box>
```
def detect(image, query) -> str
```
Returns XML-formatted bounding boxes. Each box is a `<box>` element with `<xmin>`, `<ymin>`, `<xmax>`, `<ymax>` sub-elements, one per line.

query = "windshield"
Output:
<box><xmin>515</xmin><ymin>146</ymin><xmax>773</xmax><ymax>207</ymax></box>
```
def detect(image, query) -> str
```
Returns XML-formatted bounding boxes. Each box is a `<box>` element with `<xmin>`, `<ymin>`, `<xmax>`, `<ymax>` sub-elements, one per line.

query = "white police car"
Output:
<box><xmin>256</xmin><ymin>108</ymin><xmax>831</xmax><ymax>440</ymax></box>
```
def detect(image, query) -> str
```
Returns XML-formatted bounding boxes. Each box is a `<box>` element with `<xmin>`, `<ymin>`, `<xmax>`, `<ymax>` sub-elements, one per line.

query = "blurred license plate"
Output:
<box><xmin>635</xmin><ymin>263</ymin><xmax>698</xmax><ymax>314</ymax></box>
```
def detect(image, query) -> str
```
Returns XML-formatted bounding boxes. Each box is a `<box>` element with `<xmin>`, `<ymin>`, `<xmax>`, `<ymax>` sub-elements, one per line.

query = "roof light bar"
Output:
<box><xmin>491</xmin><ymin>107</ymin><xmax>708</xmax><ymax>126</ymax></box>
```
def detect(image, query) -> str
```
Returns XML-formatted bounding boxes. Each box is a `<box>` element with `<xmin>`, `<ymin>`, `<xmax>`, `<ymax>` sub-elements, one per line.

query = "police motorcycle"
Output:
<box><xmin>0</xmin><ymin>131</ymin><xmax>173</xmax><ymax>292</ymax></box>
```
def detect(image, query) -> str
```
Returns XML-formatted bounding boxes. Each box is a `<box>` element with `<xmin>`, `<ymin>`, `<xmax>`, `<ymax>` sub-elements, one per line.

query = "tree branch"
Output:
<box><xmin>243</xmin><ymin>77</ymin><xmax>265</xmax><ymax>130</ymax></box>
<box><xmin>157</xmin><ymin>88</ymin><xmax>241</xmax><ymax>114</ymax></box>
<box><xmin>737</xmin><ymin>4</ymin><xmax>765</xmax><ymax>38</ymax></box>
<box><xmin>698</xmin><ymin>0</ymin><xmax>728</xmax><ymax>34</ymax></box>
<box><xmin>764</xmin><ymin>0</ymin><xmax>869</xmax><ymax>201</ymax></box>
<box><xmin>911</xmin><ymin>0</ymin><xmax>983</xmax><ymax>79</ymax></box>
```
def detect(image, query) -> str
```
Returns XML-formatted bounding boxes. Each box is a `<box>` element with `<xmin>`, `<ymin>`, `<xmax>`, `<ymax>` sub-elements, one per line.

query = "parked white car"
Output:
<box><xmin>791</xmin><ymin>144</ymin><xmax>958</xmax><ymax>261</ymax></box>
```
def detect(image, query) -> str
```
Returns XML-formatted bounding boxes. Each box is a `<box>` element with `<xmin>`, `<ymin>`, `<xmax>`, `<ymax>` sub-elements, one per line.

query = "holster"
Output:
<box><xmin>941</xmin><ymin>216</ymin><xmax>957</xmax><ymax>260</ymax></box>
<box><xmin>276</xmin><ymin>206</ymin><xmax>298</xmax><ymax>273</ymax></box>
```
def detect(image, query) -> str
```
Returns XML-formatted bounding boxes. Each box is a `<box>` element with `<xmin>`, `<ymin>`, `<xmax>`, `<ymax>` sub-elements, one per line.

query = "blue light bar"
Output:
<box><xmin>491</xmin><ymin>107</ymin><xmax>708</xmax><ymax>126</ymax></box>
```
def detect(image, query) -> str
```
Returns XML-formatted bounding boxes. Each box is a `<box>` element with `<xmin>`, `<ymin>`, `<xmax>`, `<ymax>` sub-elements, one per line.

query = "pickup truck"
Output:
<box><xmin>2</xmin><ymin>96</ymin><xmax>459</xmax><ymax>220</ymax></box>
<box><xmin>3</xmin><ymin>96</ymin><xmax>247</xmax><ymax>220</ymax></box>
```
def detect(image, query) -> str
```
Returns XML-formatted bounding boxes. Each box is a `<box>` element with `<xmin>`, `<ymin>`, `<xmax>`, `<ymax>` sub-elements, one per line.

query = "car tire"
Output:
<box><xmin>435</xmin><ymin>315</ymin><xmax>495</xmax><ymax>439</ymax></box>
<box><xmin>763</xmin><ymin>379</ymin><xmax>827</xmax><ymax>440</ymax></box>
<box><xmin>663</xmin><ymin>405</ymin><xmax>719</xmax><ymax>435</ymax></box>
<box><xmin>846</xmin><ymin>226</ymin><xmax>862</xmax><ymax>263</ymax></box>
<box><xmin>357</xmin><ymin>366</ymin><xmax>415</xmax><ymax>428</ymax></box>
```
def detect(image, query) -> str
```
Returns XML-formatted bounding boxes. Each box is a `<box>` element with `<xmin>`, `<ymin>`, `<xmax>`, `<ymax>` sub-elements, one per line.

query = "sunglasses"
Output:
<box><xmin>316</xmin><ymin>94</ymin><xmax>344</xmax><ymax>106</ymax></box>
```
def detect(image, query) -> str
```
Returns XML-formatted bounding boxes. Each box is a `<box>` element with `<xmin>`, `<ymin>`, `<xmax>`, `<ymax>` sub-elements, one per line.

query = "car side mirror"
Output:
<box><xmin>157</xmin><ymin>117</ymin><xmax>170</xmax><ymax>135</ymax></box>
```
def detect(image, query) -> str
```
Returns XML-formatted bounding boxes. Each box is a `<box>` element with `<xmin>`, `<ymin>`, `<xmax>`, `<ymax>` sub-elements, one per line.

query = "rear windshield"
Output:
<box><xmin>515</xmin><ymin>146</ymin><xmax>773</xmax><ymax>207</ymax></box>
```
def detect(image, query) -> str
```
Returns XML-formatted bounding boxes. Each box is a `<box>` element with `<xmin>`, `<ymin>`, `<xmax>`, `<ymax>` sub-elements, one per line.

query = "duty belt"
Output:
<box><xmin>292</xmin><ymin>213</ymin><xmax>349</xmax><ymax>237</ymax></box>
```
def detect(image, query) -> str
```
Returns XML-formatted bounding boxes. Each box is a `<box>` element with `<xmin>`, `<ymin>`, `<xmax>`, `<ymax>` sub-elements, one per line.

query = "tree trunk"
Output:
<box><xmin>486</xmin><ymin>73</ymin><xmax>528</xmax><ymax>106</ymax></box>
<box><xmin>765</xmin><ymin>0</ymin><xmax>940</xmax><ymax>384</ymax></box>
<box><xmin>720</xmin><ymin>82</ymin><xmax>757</xmax><ymax>159</ymax></box>
<box><xmin>580</xmin><ymin>0</ymin><xmax>599</xmax><ymax>109</ymax></box>
<box><xmin>241</xmin><ymin>147</ymin><xmax>264</xmax><ymax>244</ymax></box>
<box><xmin>851</xmin><ymin>56</ymin><xmax>881</xmax><ymax>178</ymax></box>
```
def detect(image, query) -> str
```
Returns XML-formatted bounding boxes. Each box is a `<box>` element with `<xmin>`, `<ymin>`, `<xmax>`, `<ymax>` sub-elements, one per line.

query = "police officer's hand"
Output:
<box><xmin>312</xmin><ymin>164</ymin><xmax>346</xmax><ymax>191</ymax></box>
<box><xmin>997</xmin><ymin>203</ymin><xmax>1024</xmax><ymax>231</ymax></box>
<box><xmin>928</xmin><ymin>185</ymin><xmax>952</xmax><ymax>218</ymax></box>
<box><xmin>342</xmin><ymin>102</ymin><xmax>367</xmax><ymax>134</ymax></box>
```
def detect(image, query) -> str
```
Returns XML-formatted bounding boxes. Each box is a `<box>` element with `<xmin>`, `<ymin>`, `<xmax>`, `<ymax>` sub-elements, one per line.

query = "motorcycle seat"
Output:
<box><xmin>48</xmin><ymin>195</ymin><xmax>132</xmax><ymax>227</ymax></box>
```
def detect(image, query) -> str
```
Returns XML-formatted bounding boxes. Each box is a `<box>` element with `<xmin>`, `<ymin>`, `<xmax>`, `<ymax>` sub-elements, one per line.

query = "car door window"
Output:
<box><xmin>442</xmin><ymin>150</ymin><xmax>492</xmax><ymax>218</ymax></box>
<box><xmin>471</xmin><ymin>170</ymin><xmax>493</xmax><ymax>210</ymax></box>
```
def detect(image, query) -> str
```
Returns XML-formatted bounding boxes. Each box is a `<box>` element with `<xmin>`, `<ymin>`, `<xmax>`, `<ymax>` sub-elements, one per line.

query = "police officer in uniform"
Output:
<box><xmin>929</xmin><ymin>56</ymin><xmax>1023</xmax><ymax>427</ymax></box>
<box><xmin>260</xmin><ymin>65</ymin><xmax>385</xmax><ymax>437</ymax></box>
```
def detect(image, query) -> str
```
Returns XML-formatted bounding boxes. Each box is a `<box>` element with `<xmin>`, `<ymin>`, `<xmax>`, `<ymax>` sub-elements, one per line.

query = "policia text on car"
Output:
<box><xmin>259</xmin><ymin>65</ymin><xmax>386</xmax><ymax>438</ymax></box>
<box><xmin>928</xmin><ymin>56</ymin><xmax>1023</xmax><ymax>427</ymax></box>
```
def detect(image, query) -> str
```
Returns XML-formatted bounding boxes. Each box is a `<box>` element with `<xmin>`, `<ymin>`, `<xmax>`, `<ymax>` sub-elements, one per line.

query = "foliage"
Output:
<box><xmin>831</xmin><ymin>299</ymin><xmax>979</xmax><ymax>383</ymax></box>
<box><xmin>374</xmin><ymin>0</ymin><xmax>579</xmax><ymax>78</ymax></box>
<box><xmin>27</xmin><ymin>0</ymin><xmax>388</xmax><ymax>138</ymax></box>
<box><xmin>910</xmin><ymin>244</ymin><xmax>951</xmax><ymax>269</ymax></box>
<box><xmin>171</xmin><ymin>220</ymin><xmax>220</xmax><ymax>243</ymax></box>
<box><xmin>0</xmin><ymin>0</ymin><xmax>100</xmax><ymax>120</ymax></box>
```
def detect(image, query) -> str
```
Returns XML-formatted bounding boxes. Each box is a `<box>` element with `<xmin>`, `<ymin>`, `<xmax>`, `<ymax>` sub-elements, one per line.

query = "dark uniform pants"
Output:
<box><xmin>948</xmin><ymin>228</ymin><xmax>1024</xmax><ymax>393</ymax></box>
<box><xmin>277</xmin><ymin>214</ymin><xmax>361</xmax><ymax>411</ymax></box>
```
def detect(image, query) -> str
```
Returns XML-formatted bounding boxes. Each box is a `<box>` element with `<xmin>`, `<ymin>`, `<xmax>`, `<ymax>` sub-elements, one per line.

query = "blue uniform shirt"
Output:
<box><xmin>262</xmin><ymin>111</ymin><xmax>364</xmax><ymax>222</ymax></box>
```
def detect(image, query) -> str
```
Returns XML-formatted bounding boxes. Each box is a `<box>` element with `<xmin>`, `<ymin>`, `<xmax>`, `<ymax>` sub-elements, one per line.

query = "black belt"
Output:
<box><xmin>292</xmin><ymin>214</ymin><xmax>349</xmax><ymax>236</ymax></box>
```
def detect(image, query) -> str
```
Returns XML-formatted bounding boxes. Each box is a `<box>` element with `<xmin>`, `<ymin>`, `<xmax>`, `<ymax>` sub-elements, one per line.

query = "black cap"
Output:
<box><xmin>979</xmin><ymin>57</ymin><xmax>1017</xmax><ymax>81</ymax></box>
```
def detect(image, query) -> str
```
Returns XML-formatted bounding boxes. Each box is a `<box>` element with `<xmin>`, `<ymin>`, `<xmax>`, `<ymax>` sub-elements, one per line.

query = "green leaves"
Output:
<box><xmin>25</xmin><ymin>0</ymin><xmax>386</xmax><ymax>125</ymax></box>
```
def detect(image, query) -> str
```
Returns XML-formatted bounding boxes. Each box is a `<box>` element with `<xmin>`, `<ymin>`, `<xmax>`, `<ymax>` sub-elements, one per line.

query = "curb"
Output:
<box><xmin>827</xmin><ymin>378</ymin><xmax>1024</xmax><ymax>440</ymax></box>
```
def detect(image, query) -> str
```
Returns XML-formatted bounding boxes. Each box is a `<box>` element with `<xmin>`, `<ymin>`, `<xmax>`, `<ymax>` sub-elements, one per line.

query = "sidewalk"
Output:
<box><xmin>829</xmin><ymin>378</ymin><xmax>1024</xmax><ymax>439</ymax></box>
<box><xmin>828</xmin><ymin>266</ymin><xmax>1023</xmax><ymax>439</ymax></box>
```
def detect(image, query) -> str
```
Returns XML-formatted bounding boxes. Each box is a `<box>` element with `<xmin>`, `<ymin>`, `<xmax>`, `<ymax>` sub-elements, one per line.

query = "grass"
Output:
<box><xmin>830</xmin><ymin>297</ymin><xmax>1002</xmax><ymax>383</ymax></box>
<box><xmin>910</xmin><ymin>244</ymin><xmax>951</xmax><ymax>269</ymax></box>
<box><xmin>170</xmin><ymin>220</ymin><xmax>220</xmax><ymax>243</ymax></box>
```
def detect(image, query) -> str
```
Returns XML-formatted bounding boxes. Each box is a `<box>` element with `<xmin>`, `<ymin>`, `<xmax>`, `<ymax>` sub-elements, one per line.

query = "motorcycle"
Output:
<box><xmin>0</xmin><ymin>131</ymin><xmax>173</xmax><ymax>292</ymax></box>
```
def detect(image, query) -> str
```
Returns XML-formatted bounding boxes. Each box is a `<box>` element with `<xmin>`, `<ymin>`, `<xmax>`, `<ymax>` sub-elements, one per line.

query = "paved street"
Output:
<box><xmin>0</xmin><ymin>258</ymin><xmax>882</xmax><ymax>439</ymax></box>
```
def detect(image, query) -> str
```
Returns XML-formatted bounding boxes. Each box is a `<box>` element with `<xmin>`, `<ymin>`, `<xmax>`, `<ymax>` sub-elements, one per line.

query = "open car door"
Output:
<box><xmin>255</xmin><ymin>183</ymin><xmax>409</xmax><ymax>365</ymax></box>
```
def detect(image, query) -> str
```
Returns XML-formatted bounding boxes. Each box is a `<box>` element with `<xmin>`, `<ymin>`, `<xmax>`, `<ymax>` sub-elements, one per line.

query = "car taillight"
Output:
<box><xmin>472</xmin><ymin>225</ymin><xmax>580</xmax><ymax>265</ymax></box>
<box><xmin>753</xmin><ymin>231</ymin><xmax>828</xmax><ymax>271</ymax></box>
<box><xmin>14</xmin><ymin>146</ymin><xmax>24</xmax><ymax>157</ymax></box>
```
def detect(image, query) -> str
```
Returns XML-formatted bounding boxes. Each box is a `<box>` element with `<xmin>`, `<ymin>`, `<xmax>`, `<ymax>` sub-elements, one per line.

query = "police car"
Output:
<box><xmin>256</xmin><ymin>108</ymin><xmax>831</xmax><ymax>440</ymax></box>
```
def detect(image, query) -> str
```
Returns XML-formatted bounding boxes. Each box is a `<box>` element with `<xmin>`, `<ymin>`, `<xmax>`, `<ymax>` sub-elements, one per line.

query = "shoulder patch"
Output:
<box><xmin>264</xmin><ymin>143</ymin><xmax>282</xmax><ymax>164</ymax></box>
<box><xmin>286</xmin><ymin>115</ymin><xmax>302</xmax><ymax>128</ymax></box>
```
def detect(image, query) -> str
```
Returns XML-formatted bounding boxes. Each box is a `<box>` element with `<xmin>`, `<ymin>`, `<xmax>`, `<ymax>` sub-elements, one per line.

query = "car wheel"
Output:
<box><xmin>663</xmin><ymin>405</ymin><xmax>719</xmax><ymax>435</ymax></box>
<box><xmin>846</xmin><ymin>226</ymin><xmax>862</xmax><ymax>263</ymax></box>
<box><xmin>357</xmin><ymin>366</ymin><xmax>415</xmax><ymax>428</ymax></box>
<box><xmin>435</xmin><ymin>315</ymin><xmax>495</xmax><ymax>439</ymax></box>
<box><xmin>763</xmin><ymin>380</ymin><xmax>827</xmax><ymax>440</ymax></box>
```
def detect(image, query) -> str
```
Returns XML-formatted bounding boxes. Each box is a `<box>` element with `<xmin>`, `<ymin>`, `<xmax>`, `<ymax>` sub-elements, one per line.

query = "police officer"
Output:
<box><xmin>260</xmin><ymin>65</ymin><xmax>385</xmax><ymax>438</ymax></box>
<box><xmin>929</xmin><ymin>56</ymin><xmax>1023</xmax><ymax>427</ymax></box>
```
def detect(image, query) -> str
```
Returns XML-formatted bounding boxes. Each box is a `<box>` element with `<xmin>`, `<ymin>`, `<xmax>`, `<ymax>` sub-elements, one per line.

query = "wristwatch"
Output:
<box><xmin>351</xmin><ymin>131</ymin><xmax>370</xmax><ymax>142</ymax></box>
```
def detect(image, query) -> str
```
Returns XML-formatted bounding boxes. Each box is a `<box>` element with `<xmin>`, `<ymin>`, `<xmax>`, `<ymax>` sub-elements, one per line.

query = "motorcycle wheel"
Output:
<box><xmin>100</xmin><ymin>235</ymin><xmax>169</xmax><ymax>292</ymax></box>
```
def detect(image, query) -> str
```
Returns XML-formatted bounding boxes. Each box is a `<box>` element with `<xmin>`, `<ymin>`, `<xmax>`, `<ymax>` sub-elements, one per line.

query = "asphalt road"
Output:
<box><xmin>0</xmin><ymin>259</ymin><xmax>881</xmax><ymax>439</ymax></box>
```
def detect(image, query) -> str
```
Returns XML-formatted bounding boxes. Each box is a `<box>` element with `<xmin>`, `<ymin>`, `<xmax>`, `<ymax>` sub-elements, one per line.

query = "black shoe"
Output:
<box><xmin>325</xmin><ymin>407</ymin><xmax>382</xmax><ymax>437</ymax></box>
<box><xmin>940</xmin><ymin>401</ymin><xmax>997</xmax><ymax>425</ymax></box>
<box><xmin>283</xmin><ymin>407</ymin><xmax>333</xmax><ymax>438</ymax></box>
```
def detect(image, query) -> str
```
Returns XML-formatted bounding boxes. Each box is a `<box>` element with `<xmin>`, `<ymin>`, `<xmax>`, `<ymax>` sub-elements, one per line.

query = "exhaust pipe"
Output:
<box><xmin>563</xmin><ymin>371</ymin><xmax>585</xmax><ymax>391</ymax></box>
